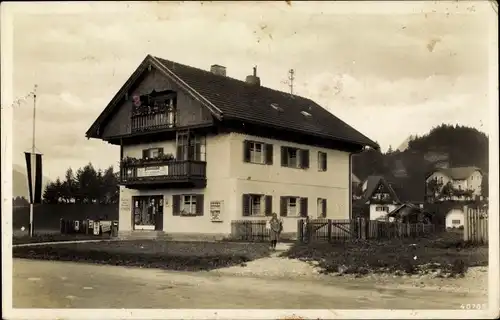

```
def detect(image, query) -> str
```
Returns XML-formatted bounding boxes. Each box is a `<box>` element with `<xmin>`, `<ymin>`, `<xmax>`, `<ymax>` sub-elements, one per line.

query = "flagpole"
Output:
<box><xmin>29</xmin><ymin>84</ymin><xmax>37</xmax><ymax>238</ymax></box>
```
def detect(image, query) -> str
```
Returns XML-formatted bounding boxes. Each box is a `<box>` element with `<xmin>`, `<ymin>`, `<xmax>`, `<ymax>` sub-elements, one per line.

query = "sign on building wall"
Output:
<box><xmin>137</xmin><ymin>165</ymin><xmax>169</xmax><ymax>177</ymax></box>
<box><xmin>210</xmin><ymin>201</ymin><xmax>224</xmax><ymax>222</ymax></box>
<box><xmin>120</xmin><ymin>197</ymin><xmax>131</xmax><ymax>213</ymax></box>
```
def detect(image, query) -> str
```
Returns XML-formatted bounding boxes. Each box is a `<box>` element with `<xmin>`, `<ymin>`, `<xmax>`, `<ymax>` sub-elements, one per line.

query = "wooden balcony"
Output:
<box><xmin>131</xmin><ymin>114</ymin><xmax>175</xmax><ymax>133</ymax></box>
<box><xmin>120</xmin><ymin>159</ymin><xmax>206</xmax><ymax>189</ymax></box>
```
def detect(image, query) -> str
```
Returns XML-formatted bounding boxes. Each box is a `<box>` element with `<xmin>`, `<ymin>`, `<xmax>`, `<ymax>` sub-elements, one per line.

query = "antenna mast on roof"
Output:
<box><xmin>288</xmin><ymin>69</ymin><xmax>295</xmax><ymax>95</ymax></box>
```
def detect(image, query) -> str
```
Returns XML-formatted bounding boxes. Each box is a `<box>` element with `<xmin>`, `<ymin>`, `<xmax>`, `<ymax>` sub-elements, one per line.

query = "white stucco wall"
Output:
<box><xmin>467</xmin><ymin>170</ymin><xmax>482</xmax><ymax>196</ymax></box>
<box><xmin>445</xmin><ymin>209</ymin><xmax>464</xmax><ymax>228</ymax></box>
<box><xmin>119</xmin><ymin>132</ymin><xmax>351</xmax><ymax>235</ymax></box>
<box><xmin>427</xmin><ymin>170</ymin><xmax>483</xmax><ymax>200</ymax></box>
<box><xmin>227</xmin><ymin>132</ymin><xmax>350</xmax><ymax>233</ymax></box>
<box><xmin>119</xmin><ymin>133</ymin><xmax>233</xmax><ymax>234</ymax></box>
<box><xmin>369</xmin><ymin>204</ymin><xmax>398</xmax><ymax>221</ymax></box>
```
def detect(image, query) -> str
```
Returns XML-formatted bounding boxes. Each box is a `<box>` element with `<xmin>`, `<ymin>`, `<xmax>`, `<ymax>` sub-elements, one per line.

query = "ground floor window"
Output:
<box><xmin>181</xmin><ymin>195</ymin><xmax>197</xmax><ymax>215</ymax></box>
<box><xmin>172</xmin><ymin>194</ymin><xmax>204</xmax><ymax>216</ymax></box>
<box><xmin>279</xmin><ymin>196</ymin><xmax>307</xmax><ymax>217</ymax></box>
<box><xmin>242</xmin><ymin>194</ymin><xmax>272</xmax><ymax>216</ymax></box>
<box><xmin>452</xmin><ymin>219</ymin><xmax>461</xmax><ymax>225</ymax></box>
<box><xmin>376</xmin><ymin>206</ymin><xmax>389</xmax><ymax>212</ymax></box>
<box><xmin>317</xmin><ymin>198</ymin><xmax>327</xmax><ymax>218</ymax></box>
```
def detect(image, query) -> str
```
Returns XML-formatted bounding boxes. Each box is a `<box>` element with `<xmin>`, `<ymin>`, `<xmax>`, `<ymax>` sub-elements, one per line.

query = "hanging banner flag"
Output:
<box><xmin>24</xmin><ymin>152</ymin><xmax>43</xmax><ymax>204</ymax></box>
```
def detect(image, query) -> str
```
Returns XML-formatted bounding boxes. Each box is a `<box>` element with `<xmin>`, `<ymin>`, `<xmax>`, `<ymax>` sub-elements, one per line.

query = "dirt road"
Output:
<box><xmin>12</xmin><ymin>259</ymin><xmax>487</xmax><ymax>309</ymax></box>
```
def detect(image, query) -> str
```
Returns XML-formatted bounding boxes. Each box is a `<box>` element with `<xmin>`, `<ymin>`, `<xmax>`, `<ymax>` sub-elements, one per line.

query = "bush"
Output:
<box><xmin>281</xmin><ymin>232</ymin><xmax>487</xmax><ymax>277</ymax></box>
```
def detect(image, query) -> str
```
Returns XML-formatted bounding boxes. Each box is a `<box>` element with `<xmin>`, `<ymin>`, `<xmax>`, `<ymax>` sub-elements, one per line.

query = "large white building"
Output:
<box><xmin>86</xmin><ymin>55</ymin><xmax>378</xmax><ymax>239</ymax></box>
<box><xmin>426</xmin><ymin>166</ymin><xmax>483</xmax><ymax>201</ymax></box>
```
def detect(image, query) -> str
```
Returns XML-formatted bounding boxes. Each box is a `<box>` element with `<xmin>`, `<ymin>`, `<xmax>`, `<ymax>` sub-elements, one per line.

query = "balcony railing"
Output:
<box><xmin>131</xmin><ymin>114</ymin><xmax>175</xmax><ymax>133</ymax></box>
<box><xmin>120</xmin><ymin>159</ymin><xmax>206</xmax><ymax>188</ymax></box>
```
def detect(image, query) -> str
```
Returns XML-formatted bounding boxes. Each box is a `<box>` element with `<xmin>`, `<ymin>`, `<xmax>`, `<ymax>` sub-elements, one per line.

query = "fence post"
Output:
<box><xmin>360</xmin><ymin>218</ymin><xmax>366</xmax><ymax>240</ymax></box>
<box><xmin>463</xmin><ymin>205</ymin><xmax>469</xmax><ymax>242</ymax></box>
<box><xmin>297</xmin><ymin>219</ymin><xmax>304</xmax><ymax>243</ymax></box>
<box><xmin>327</xmin><ymin>219</ymin><xmax>332</xmax><ymax>243</ymax></box>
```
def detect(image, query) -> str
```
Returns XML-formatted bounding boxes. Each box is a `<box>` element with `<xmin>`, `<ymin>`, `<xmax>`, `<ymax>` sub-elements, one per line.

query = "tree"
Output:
<box><xmin>62</xmin><ymin>167</ymin><xmax>77</xmax><ymax>203</ymax></box>
<box><xmin>13</xmin><ymin>196</ymin><xmax>29</xmax><ymax>207</ymax></box>
<box><xmin>100</xmin><ymin>166</ymin><xmax>119</xmax><ymax>204</ymax></box>
<box><xmin>43</xmin><ymin>182</ymin><xmax>59</xmax><ymax>204</ymax></box>
<box><xmin>426</xmin><ymin>178</ymin><xmax>443</xmax><ymax>202</ymax></box>
<box><xmin>42</xmin><ymin>162</ymin><xmax>118</xmax><ymax>204</ymax></box>
<box><xmin>440</xmin><ymin>182</ymin><xmax>454</xmax><ymax>201</ymax></box>
<box><xmin>386</xmin><ymin>145</ymin><xmax>394</xmax><ymax>154</ymax></box>
<box><xmin>481</xmin><ymin>174</ymin><xmax>489</xmax><ymax>199</ymax></box>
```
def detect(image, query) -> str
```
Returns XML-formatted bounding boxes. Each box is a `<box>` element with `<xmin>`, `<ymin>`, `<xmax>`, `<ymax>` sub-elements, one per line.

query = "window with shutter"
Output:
<box><xmin>318</xmin><ymin>152</ymin><xmax>327</xmax><ymax>171</ymax></box>
<box><xmin>265</xmin><ymin>144</ymin><xmax>273</xmax><ymax>165</ymax></box>
<box><xmin>284</xmin><ymin>196</ymin><xmax>300</xmax><ymax>217</ymax></box>
<box><xmin>265</xmin><ymin>195</ymin><xmax>273</xmax><ymax>216</ymax></box>
<box><xmin>301</xmin><ymin>149</ymin><xmax>310</xmax><ymax>169</ymax></box>
<box><xmin>172</xmin><ymin>195</ymin><xmax>181</xmax><ymax>216</ymax></box>
<box><xmin>317</xmin><ymin>198</ymin><xmax>327</xmax><ymax>218</ymax></box>
<box><xmin>300</xmin><ymin>197</ymin><xmax>308</xmax><ymax>217</ymax></box>
<box><xmin>172</xmin><ymin>194</ymin><xmax>205</xmax><ymax>217</ymax></box>
<box><xmin>242</xmin><ymin>194</ymin><xmax>250</xmax><ymax>216</ymax></box>
<box><xmin>243</xmin><ymin>141</ymin><xmax>251</xmax><ymax>163</ymax></box>
<box><xmin>281</xmin><ymin>146</ymin><xmax>310</xmax><ymax>169</ymax></box>
<box><xmin>196</xmin><ymin>195</ymin><xmax>204</xmax><ymax>216</ymax></box>
<box><xmin>280</xmin><ymin>196</ymin><xmax>288</xmax><ymax>217</ymax></box>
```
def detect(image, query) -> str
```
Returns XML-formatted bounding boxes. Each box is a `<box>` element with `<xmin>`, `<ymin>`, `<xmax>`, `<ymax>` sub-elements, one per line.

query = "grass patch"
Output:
<box><xmin>13</xmin><ymin>240</ymin><xmax>271</xmax><ymax>271</ymax></box>
<box><xmin>281</xmin><ymin>232</ymin><xmax>488</xmax><ymax>278</ymax></box>
<box><xmin>13</xmin><ymin>234</ymin><xmax>112</xmax><ymax>245</ymax></box>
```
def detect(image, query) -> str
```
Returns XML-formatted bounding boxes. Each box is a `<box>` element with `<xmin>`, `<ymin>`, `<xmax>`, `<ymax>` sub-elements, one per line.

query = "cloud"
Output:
<box><xmin>8</xmin><ymin>2</ymin><xmax>494</xmax><ymax>179</ymax></box>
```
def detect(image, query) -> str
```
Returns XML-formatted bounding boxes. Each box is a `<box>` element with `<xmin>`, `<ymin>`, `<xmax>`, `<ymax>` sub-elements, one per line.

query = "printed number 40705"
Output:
<box><xmin>460</xmin><ymin>304</ymin><xmax>487</xmax><ymax>310</ymax></box>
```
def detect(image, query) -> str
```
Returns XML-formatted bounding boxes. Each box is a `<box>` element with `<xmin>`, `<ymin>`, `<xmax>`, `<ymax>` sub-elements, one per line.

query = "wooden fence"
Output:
<box><xmin>298</xmin><ymin>218</ymin><xmax>435</xmax><ymax>243</ymax></box>
<box><xmin>463</xmin><ymin>206</ymin><xmax>488</xmax><ymax>244</ymax></box>
<box><xmin>230</xmin><ymin>218</ymin><xmax>436</xmax><ymax>243</ymax></box>
<box><xmin>231</xmin><ymin>220</ymin><xmax>270</xmax><ymax>241</ymax></box>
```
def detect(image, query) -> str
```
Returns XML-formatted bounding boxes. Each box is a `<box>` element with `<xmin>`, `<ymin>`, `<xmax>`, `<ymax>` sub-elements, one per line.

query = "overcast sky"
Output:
<box><xmin>5</xmin><ymin>1</ymin><xmax>497</xmax><ymax>180</ymax></box>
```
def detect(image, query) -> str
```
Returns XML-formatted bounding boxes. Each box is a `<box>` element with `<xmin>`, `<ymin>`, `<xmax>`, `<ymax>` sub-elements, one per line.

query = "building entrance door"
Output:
<box><xmin>132</xmin><ymin>195</ymin><xmax>164</xmax><ymax>231</ymax></box>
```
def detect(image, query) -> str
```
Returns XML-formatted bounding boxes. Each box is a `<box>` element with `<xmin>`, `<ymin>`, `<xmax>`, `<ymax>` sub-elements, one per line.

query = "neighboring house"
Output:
<box><xmin>85</xmin><ymin>55</ymin><xmax>378</xmax><ymax>239</ymax></box>
<box><xmin>358</xmin><ymin>176</ymin><xmax>400</xmax><ymax>221</ymax></box>
<box><xmin>387</xmin><ymin>203</ymin><xmax>432</xmax><ymax>224</ymax></box>
<box><xmin>445</xmin><ymin>208</ymin><xmax>464</xmax><ymax>229</ymax></box>
<box><xmin>426</xmin><ymin>166</ymin><xmax>483</xmax><ymax>201</ymax></box>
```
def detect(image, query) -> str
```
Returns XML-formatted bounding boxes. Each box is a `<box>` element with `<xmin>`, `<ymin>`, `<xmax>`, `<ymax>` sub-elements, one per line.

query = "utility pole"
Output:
<box><xmin>288</xmin><ymin>69</ymin><xmax>295</xmax><ymax>95</ymax></box>
<box><xmin>29</xmin><ymin>84</ymin><xmax>38</xmax><ymax>237</ymax></box>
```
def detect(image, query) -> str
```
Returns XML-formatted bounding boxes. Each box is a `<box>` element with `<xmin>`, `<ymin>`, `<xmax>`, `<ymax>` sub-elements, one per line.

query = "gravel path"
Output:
<box><xmin>210</xmin><ymin>243</ymin><xmax>488</xmax><ymax>296</ymax></box>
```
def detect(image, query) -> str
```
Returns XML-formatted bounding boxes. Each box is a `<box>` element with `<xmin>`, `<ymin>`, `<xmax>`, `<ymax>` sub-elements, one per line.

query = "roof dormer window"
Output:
<box><xmin>270</xmin><ymin>103</ymin><xmax>284</xmax><ymax>112</ymax></box>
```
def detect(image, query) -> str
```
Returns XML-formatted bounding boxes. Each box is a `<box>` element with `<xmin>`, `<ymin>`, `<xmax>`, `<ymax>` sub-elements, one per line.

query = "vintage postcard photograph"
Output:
<box><xmin>1</xmin><ymin>1</ymin><xmax>499</xmax><ymax>319</ymax></box>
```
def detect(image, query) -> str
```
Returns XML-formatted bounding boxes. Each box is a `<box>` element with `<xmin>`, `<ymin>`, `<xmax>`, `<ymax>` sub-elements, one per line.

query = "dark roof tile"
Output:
<box><xmin>153</xmin><ymin>56</ymin><xmax>378</xmax><ymax>148</ymax></box>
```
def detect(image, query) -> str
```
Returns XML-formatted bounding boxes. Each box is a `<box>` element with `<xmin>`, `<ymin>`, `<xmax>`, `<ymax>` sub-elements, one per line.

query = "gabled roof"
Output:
<box><xmin>86</xmin><ymin>55</ymin><xmax>379</xmax><ymax>150</ymax></box>
<box><xmin>428</xmin><ymin>166</ymin><xmax>482</xmax><ymax>180</ymax></box>
<box><xmin>359</xmin><ymin>175</ymin><xmax>400</xmax><ymax>204</ymax></box>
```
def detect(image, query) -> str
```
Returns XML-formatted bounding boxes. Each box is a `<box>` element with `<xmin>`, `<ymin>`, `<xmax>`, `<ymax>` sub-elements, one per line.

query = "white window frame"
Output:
<box><xmin>286</xmin><ymin>148</ymin><xmax>300</xmax><ymax>168</ymax></box>
<box><xmin>287</xmin><ymin>197</ymin><xmax>299</xmax><ymax>216</ymax></box>
<box><xmin>376</xmin><ymin>205</ymin><xmax>389</xmax><ymax>212</ymax></box>
<box><xmin>249</xmin><ymin>142</ymin><xmax>265</xmax><ymax>164</ymax></box>
<box><xmin>317</xmin><ymin>198</ymin><xmax>326</xmax><ymax>218</ymax></box>
<box><xmin>248</xmin><ymin>194</ymin><xmax>264</xmax><ymax>216</ymax></box>
<box><xmin>181</xmin><ymin>195</ymin><xmax>197</xmax><ymax>215</ymax></box>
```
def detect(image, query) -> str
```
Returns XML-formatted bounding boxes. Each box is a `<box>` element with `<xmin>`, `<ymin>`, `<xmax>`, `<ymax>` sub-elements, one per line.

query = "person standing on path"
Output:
<box><xmin>269</xmin><ymin>213</ymin><xmax>283</xmax><ymax>250</ymax></box>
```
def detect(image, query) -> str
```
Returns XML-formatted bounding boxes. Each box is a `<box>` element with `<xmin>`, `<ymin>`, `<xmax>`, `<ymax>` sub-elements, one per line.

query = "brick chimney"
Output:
<box><xmin>245</xmin><ymin>66</ymin><xmax>261</xmax><ymax>86</ymax></box>
<box><xmin>210</xmin><ymin>64</ymin><xmax>226</xmax><ymax>76</ymax></box>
